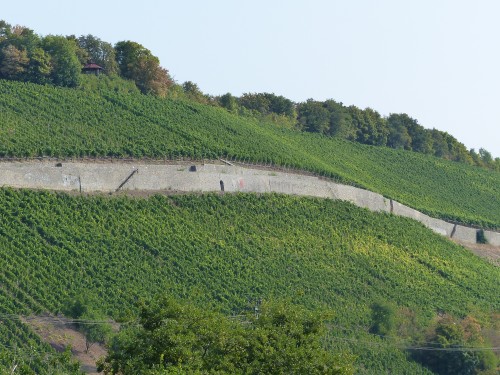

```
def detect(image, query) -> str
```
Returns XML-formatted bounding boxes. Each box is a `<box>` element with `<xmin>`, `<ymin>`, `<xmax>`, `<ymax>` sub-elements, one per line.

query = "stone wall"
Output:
<box><xmin>0</xmin><ymin>160</ymin><xmax>497</xmax><ymax>246</ymax></box>
<box><xmin>484</xmin><ymin>230</ymin><xmax>500</xmax><ymax>246</ymax></box>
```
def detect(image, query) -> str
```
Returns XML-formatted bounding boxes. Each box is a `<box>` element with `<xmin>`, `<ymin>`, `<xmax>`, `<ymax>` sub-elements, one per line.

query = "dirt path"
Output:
<box><xmin>22</xmin><ymin>315</ymin><xmax>108</xmax><ymax>374</ymax></box>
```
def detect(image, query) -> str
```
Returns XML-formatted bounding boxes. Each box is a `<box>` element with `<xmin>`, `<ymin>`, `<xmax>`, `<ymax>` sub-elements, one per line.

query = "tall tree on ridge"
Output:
<box><xmin>0</xmin><ymin>44</ymin><xmax>29</xmax><ymax>80</ymax></box>
<box><xmin>323</xmin><ymin>99</ymin><xmax>355</xmax><ymax>139</ymax></box>
<box><xmin>387</xmin><ymin>113</ymin><xmax>413</xmax><ymax>150</ymax></box>
<box><xmin>26</xmin><ymin>47</ymin><xmax>51</xmax><ymax>84</ymax></box>
<box><xmin>115</xmin><ymin>40</ymin><xmax>172</xmax><ymax>96</ymax></box>
<box><xmin>42</xmin><ymin>35</ymin><xmax>81</xmax><ymax>87</ymax></box>
<box><xmin>297</xmin><ymin>99</ymin><xmax>330</xmax><ymax>134</ymax></box>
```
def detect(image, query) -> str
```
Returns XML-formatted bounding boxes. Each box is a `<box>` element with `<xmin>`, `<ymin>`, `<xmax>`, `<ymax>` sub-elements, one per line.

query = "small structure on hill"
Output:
<box><xmin>82</xmin><ymin>61</ymin><xmax>104</xmax><ymax>76</ymax></box>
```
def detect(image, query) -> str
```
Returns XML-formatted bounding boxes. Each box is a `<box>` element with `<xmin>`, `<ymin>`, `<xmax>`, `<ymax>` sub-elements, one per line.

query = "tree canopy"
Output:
<box><xmin>0</xmin><ymin>19</ymin><xmax>497</xmax><ymax>170</ymax></box>
<box><xmin>76</xmin><ymin>34</ymin><xmax>119</xmax><ymax>75</ymax></box>
<box><xmin>97</xmin><ymin>296</ymin><xmax>354</xmax><ymax>375</ymax></box>
<box><xmin>41</xmin><ymin>35</ymin><xmax>82</xmax><ymax>87</ymax></box>
<box><xmin>0</xmin><ymin>20</ymin><xmax>172</xmax><ymax>96</ymax></box>
<box><xmin>115</xmin><ymin>40</ymin><xmax>172</xmax><ymax>97</ymax></box>
<box><xmin>412</xmin><ymin>315</ymin><xmax>497</xmax><ymax>375</ymax></box>
<box><xmin>239</xmin><ymin>92</ymin><xmax>296</xmax><ymax>118</ymax></box>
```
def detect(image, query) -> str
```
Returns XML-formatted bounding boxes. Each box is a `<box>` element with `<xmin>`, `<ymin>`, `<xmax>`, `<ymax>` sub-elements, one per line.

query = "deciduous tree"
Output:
<box><xmin>323</xmin><ymin>99</ymin><xmax>354</xmax><ymax>139</ymax></box>
<box><xmin>115</xmin><ymin>40</ymin><xmax>172</xmax><ymax>96</ymax></box>
<box><xmin>182</xmin><ymin>81</ymin><xmax>208</xmax><ymax>103</ymax></box>
<box><xmin>42</xmin><ymin>35</ymin><xmax>82</xmax><ymax>87</ymax></box>
<box><xmin>413</xmin><ymin>314</ymin><xmax>496</xmax><ymax>375</ymax></box>
<box><xmin>64</xmin><ymin>297</ymin><xmax>112</xmax><ymax>354</ymax></box>
<box><xmin>297</xmin><ymin>99</ymin><xmax>330</xmax><ymax>134</ymax></box>
<box><xmin>239</xmin><ymin>92</ymin><xmax>295</xmax><ymax>118</ymax></box>
<box><xmin>98</xmin><ymin>296</ymin><xmax>354</xmax><ymax>375</ymax></box>
<box><xmin>369</xmin><ymin>301</ymin><xmax>396</xmax><ymax>336</ymax></box>
<box><xmin>0</xmin><ymin>44</ymin><xmax>29</xmax><ymax>80</ymax></box>
<box><xmin>387</xmin><ymin>113</ymin><xmax>413</xmax><ymax>150</ymax></box>
<box><xmin>27</xmin><ymin>47</ymin><xmax>52</xmax><ymax>84</ymax></box>
<box><xmin>218</xmin><ymin>92</ymin><xmax>238</xmax><ymax>112</ymax></box>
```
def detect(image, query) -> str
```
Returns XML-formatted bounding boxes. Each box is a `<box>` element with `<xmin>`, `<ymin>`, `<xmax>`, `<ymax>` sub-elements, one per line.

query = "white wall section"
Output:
<box><xmin>1</xmin><ymin>160</ymin><xmax>498</xmax><ymax>246</ymax></box>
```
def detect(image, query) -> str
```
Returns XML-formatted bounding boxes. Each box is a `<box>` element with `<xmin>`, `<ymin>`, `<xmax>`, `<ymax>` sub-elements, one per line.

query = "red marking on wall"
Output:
<box><xmin>239</xmin><ymin>178</ymin><xmax>245</xmax><ymax>189</ymax></box>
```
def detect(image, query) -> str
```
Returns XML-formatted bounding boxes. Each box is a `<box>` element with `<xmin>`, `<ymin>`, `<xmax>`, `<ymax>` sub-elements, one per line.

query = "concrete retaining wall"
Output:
<box><xmin>329</xmin><ymin>183</ymin><xmax>390</xmax><ymax>213</ymax></box>
<box><xmin>391</xmin><ymin>201</ymin><xmax>455</xmax><ymax>236</ymax></box>
<box><xmin>452</xmin><ymin>225</ymin><xmax>478</xmax><ymax>243</ymax></box>
<box><xmin>0</xmin><ymin>160</ymin><xmax>497</xmax><ymax>246</ymax></box>
<box><xmin>484</xmin><ymin>230</ymin><xmax>500</xmax><ymax>246</ymax></box>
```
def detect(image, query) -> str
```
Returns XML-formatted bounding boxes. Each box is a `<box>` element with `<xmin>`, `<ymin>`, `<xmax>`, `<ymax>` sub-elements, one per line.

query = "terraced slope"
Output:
<box><xmin>0</xmin><ymin>80</ymin><xmax>499</xmax><ymax>228</ymax></box>
<box><xmin>0</xmin><ymin>190</ymin><xmax>498</xmax><ymax>373</ymax></box>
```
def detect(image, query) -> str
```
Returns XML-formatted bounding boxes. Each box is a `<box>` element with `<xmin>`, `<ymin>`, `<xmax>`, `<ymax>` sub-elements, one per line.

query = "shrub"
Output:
<box><xmin>369</xmin><ymin>301</ymin><xmax>396</xmax><ymax>336</ymax></box>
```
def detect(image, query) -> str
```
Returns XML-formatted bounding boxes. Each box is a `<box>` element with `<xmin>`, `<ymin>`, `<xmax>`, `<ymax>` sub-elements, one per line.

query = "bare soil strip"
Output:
<box><xmin>22</xmin><ymin>315</ymin><xmax>107</xmax><ymax>375</ymax></box>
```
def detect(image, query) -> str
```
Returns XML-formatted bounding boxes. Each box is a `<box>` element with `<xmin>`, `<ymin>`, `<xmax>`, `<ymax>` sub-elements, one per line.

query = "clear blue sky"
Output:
<box><xmin>2</xmin><ymin>0</ymin><xmax>499</xmax><ymax>156</ymax></box>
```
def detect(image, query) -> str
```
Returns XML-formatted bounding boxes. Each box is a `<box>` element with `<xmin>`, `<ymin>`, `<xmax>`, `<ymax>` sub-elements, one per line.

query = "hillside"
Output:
<box><xmin>0</xmin><ymin>190</ymin><xmax>498</xmax><ymax>373</ymax></box>
<box><xmin>0</xmin><ymin>79</ymin><xmax>499</xmax><ymax>228</ymax></box>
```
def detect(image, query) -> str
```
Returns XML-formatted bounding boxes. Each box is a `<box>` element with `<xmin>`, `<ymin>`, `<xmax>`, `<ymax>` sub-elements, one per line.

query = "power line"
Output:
<box><xmin>0</xmin><ymin>313</ymin><xmax>115</xmax><ymax>325</ymax></box>
<box><xmin>327</xmin><ymin>324</ymin><xmax>461</xmax><ymax>347</ymax></box>
<box><xmin>1</xmin><ymin>313</ymin><xmax>498</xmax><ymax>353</ymax></box>
<box><xmin>328</xmin><ymin>336</ymin><xmax>500</xmax><ymax>352</ymax></box>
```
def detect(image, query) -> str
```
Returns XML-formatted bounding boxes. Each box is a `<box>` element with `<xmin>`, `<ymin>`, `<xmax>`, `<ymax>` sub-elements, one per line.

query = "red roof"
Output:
<box><xmin>83</xmin><ymin>63</ymin><xmax>103</xmax><ymax>70</ymax></box>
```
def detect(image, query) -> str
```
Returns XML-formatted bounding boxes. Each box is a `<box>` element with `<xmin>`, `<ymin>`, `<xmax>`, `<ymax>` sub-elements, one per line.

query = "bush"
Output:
<box><xmin>63</xmin><ymin>296</ymin><xmax>112</xmax><ymax>353</ymax></box>
<box><xmin>370</xmin><ymin>301</ymin><xmax>396</xmax><ymax>336</ymax></box>
<box><xmin>413</xmin><ymin>314</ymin><xmax>497</xmax><ymax>375</ymax></box>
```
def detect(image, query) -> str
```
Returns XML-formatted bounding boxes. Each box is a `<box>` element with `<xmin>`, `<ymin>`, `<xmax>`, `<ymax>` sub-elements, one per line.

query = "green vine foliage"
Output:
<box><xmin>0</xmin><ymin>79</ymin><xmax>499</xmax><ymax>228</ymax></box>
<box><xmin>0</xmin><ymin>190</ymin><xmax>498</xmax><ymax>373</ymax></box>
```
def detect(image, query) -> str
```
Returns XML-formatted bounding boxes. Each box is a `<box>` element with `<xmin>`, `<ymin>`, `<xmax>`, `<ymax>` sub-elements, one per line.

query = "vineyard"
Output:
<box><xmin>0</xmin><ymin>189</ymin><xmax>498</xmax><ymax>373</ymax></box>
<box><xmin>0</xmin><ymin>79</ymin><xmax>499</xmax><ymax>228</ymax></box>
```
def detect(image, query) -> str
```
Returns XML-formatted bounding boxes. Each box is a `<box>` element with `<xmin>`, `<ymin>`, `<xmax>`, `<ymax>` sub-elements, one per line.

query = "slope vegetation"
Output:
<box><xmin>0</xmin><ymin>189</ymin><xmax>498</xmax><ymax>373</ymax></box>
<box><xmin>0</xmin><ymin>80</ymin><xmax>499</xmax><ymax>228</ymax></box>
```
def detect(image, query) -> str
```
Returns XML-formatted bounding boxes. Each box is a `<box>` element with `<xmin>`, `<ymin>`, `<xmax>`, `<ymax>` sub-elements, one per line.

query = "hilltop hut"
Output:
<box><xmin>82</xmin><ymin>61</ymin><xmax>104</xmax><ymax>76</ymax></box>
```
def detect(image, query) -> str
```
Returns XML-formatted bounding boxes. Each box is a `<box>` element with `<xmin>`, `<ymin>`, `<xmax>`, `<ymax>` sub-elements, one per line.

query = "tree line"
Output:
<box><xmin>167</xmin><ymin>80</ymin><xmax>498</xmax><ymax>171</ymax></box>
<box><xmin>208</xmin><ymin>91</ymin><xmax>498</xmax><ymax>171</ymax></box>
<box><xmin>0</xmin><ymin>20</ymin><xmax>497</xmax><ymax>170</ymax></box>
<box><xmin>0</xmin><ymin>20</ymin><xmax>172</xmax><ymax>96</ymax></box>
